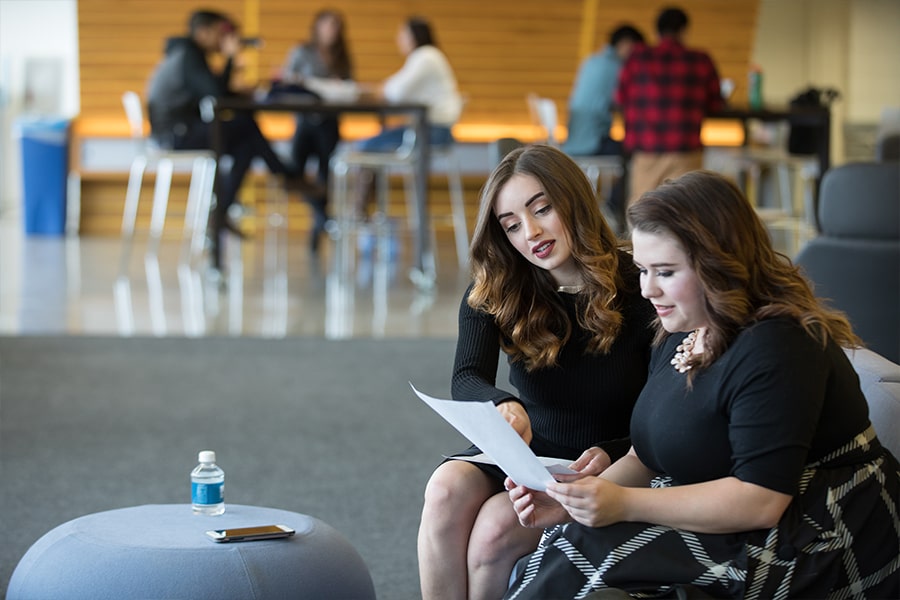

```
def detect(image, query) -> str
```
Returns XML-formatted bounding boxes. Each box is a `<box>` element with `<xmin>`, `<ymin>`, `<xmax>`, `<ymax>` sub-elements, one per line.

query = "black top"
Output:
<box><xmin>451</xmin><ymin>262</ymin><xmax>655</xmax><ymax>461</ymax></box>
<box><xmin>631</xmin><ymin>318</ymin><xmax>871</xmax><ymax>494</ymax></box>
<box><xmin>147</xmin><ymin>37</ymin><xmax>233</xmax><ymax>137</ymax></box>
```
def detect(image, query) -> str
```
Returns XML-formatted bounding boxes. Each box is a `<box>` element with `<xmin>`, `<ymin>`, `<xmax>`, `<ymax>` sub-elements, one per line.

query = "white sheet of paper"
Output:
<box><xmin>304</xmin><ymin>77</ymin><xmax>360</xmax><ymax>102</ymax></box>
<box><xmin>412</xmin><ymin>383</ymin><xmax>568</xmax><ymax>491</ymax></box>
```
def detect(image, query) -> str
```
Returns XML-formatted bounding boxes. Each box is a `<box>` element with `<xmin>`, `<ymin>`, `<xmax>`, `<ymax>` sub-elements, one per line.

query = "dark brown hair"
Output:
<box><xmin>406</xmin><ymin>16</ymin><xmax>437</xmax><ymax>48</ymax></box>
<box><xmin>469</xmin><ymin>144</ymin><xmax>629</xmax><ymax>370</ymax></box>
<box><xmin>310</xmin><ymin>9</ymin><xmax>352</xmax><ymax>79</ymax></box>
<box><xmin>627</xmin><ymin>170</ymin><xmax>860</xmax><ymax>374</ymax></box>
<box><xmin>189</xmin><ymin>10</ymin><xmax>230</xmax><ymax>35</ymax></box>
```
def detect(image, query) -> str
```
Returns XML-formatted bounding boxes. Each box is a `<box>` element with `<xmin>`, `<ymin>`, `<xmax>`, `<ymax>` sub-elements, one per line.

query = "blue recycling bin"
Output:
<box><xmin>18</xmin><ymin>117</ymin><xmax>70</xmax><ymax>235</ymax></box>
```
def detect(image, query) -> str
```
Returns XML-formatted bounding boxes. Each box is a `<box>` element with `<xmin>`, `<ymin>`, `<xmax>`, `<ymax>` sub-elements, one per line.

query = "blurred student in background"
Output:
<box><xmin>281</xmin><ymin>9</ymin><xmax>354</xmax><ymax>256</ymax></box>
<box><xmin>563</xmin><ymin>24</ymin><xmax>644</xmax><ymax>231</ymax></box>
<box><xmin>147</xmin><ymin>9</ymin><xmax>314</xmax><ymax>267</ymax></box>
<box><xmin>563</xmin><ymin>24</ymin><xmax>643</xmax><ymax>158</ymax></box>
<box><xmin>616</xmin><ymin>6</ymin><xmax>722</xmax><ymax>208</ymax></box>
<box><xmin>354</xmin><ymin>16</ymin><xmax>462</xmax><ymax>217</ymax></box>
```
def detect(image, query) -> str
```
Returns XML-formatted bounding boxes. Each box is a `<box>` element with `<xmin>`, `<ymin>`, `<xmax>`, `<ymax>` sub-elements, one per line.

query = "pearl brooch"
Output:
<box><xmin>671</xmin><ymin>330</ymin><xmax>699</xmax><ymax>373</ymax></box>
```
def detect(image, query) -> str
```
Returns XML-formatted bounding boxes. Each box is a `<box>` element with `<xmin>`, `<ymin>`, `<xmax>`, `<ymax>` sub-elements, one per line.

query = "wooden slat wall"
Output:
<box><xmin>255</xmin><ymin>0</ymin><xmax>585</xmax><ymax>128</ymax></box>
<box><xmin>76</xmin><ymin>0</ymin><xmax>758</xmax><ymax>235</ymax></box>
<box><xmin>593</xmin><ymin>0</ymin><xmax>759</xmax><ymax>104</ymax></box>
<box><xmin>79</xmin><ymin>0</ymin><xmax>244</xmax><ymax>120</ymax></box>
<box><xmin>78</xmin><ymin>0</ymin><xmax>759</xmax><ymax>135</ymax></box>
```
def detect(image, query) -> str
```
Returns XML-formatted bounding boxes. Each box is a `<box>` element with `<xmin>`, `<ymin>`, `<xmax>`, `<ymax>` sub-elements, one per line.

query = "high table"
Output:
<box><xmin>709</xmin><ymin>104</ymin><xmax>832</xmax><ymax>183</ymax></box>
<box><xmin>211</xmin><ymin>95</ymin><xmax>433</xmax><ymax>282</ymax></box>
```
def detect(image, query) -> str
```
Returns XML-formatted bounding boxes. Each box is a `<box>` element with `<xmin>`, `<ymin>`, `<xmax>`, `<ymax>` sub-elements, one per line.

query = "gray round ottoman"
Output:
<box><xmin>8</xmin><ymin>504</ymin><xmax>375</xmax><ymax>599</ymax></box>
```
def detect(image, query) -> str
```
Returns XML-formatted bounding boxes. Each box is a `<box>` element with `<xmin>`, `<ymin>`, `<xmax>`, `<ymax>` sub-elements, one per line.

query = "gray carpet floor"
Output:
<box><xmin>0</xmin><ymin>336</ymin><xmax>505</xmax><ymax>598</ymax></box>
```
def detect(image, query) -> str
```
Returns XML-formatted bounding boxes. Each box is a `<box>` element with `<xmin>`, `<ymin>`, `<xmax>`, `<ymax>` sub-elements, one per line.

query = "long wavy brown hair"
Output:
<box><xmin>627</xmin><ymin>170</ymin><xmax>860</xmax><ymax>377</ymax></box>
<box><xmin>468</xmin><ymin>144</ymin><xmax>631</xmax><ymax>371</ymax></box>
<box><xmin>310</xmin><ymin>9</ymin><xmax>352</xmax><ymax>79</ymax></box>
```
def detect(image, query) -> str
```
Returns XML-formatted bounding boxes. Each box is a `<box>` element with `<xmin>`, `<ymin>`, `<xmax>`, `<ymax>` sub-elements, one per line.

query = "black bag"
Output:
<box><xmin>265</xmin><ymin>82</ymin><xmax>322</xmax><ymax>103</ymax></box>
<box><xmin>787</xmin><ymin>87</ymin><xmax>839</xmax><ymax>155</ymax></box>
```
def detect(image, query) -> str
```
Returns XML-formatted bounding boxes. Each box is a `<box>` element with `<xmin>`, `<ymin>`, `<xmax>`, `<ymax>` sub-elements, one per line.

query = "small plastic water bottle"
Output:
<box><xmin>748</xmin><ymin>68</ymin><xmax>763</xmax><ymax>110</ymax></box>
<box><xmin>191</xmin><ymin>450</ymin><xmax>225</xmax><ymax>515</ymax></box>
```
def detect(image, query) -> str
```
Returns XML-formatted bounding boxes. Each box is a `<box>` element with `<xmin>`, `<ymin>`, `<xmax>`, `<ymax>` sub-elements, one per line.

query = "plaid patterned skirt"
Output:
<box><xmin>506</xmin><ymin>426</ymin><xmax>900</xmax><ymax>599</ymax></box>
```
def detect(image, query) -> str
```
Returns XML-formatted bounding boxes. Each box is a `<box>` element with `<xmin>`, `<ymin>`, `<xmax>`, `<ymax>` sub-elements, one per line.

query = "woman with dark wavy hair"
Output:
<box><xmin>418</xmin><ymin>145</ymin><xmax>654</xmax><ymax>599</ymax></box>
<box><xmin>505</xmin><ymin>170</ymin><xmax>900</xmax><ymax>599</ymax></box>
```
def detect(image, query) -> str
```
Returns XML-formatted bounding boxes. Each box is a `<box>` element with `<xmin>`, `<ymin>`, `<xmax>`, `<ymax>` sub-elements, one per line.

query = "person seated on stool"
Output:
<box><xmin>146</xmin><ymin>9</ymin><xmax>316</xmax><ymax>264</ymax></box>
<box><xmin>563</xmin><ymin>24</ymin><xmax>643</xmax><ymax>158</ymax></box>
<box><xmin>281</xmin><ymin>9</ymin><xmax>354</xmax><ymax>257</ymax></box>
<box><xmin>354</xmin><ymin>16</ymin><xmax>462</xmax><ymax>218</ymax></box>
<box><xmin>563</xmin><ymin>24</ymin><xmax>644</xmax><ymax>230</ymax></box>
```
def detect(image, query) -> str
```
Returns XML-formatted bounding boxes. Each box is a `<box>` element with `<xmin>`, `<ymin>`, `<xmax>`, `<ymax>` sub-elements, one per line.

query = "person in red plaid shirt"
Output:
<box><xmin>616</xmin><ymin>7</ymin><xmax>723</xmax><ymax>208</ymax></box>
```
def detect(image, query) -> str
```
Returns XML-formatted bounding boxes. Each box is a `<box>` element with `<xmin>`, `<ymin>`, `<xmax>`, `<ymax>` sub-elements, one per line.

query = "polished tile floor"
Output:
<box><xmin>0</xmin><ymin>215</ymin><xmax>473</xmax><ymax>339</ymax></box>
<box><xmin>0</xmin><ymin>209</ymin><xmax>812</xmax><ymax>339</ymax></box>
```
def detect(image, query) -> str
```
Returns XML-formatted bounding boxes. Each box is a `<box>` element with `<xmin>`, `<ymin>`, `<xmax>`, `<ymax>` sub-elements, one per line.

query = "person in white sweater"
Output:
<box><xmin>355</xmin><ymin>17</ymin><xmax>462</xmax><ymax>215</ymax></box>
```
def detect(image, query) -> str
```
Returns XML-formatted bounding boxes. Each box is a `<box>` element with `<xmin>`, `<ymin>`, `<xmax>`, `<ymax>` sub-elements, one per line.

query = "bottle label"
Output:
<box><xmin>192</xmin><ymin>482</ymin><xmax>224</xmax><ymax>505</ymax></box>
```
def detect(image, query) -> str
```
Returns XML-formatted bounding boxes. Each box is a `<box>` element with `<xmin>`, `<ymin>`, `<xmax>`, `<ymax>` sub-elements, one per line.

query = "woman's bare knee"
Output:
<box><xmin>421</xmin><ymin>461</ymin><xmax>497</xmax><ymax>530</ymax></box>
<box><xmin>468</xmin><ymin>493</ymin><xmax>541</xmax><ymax>568</ymax></box>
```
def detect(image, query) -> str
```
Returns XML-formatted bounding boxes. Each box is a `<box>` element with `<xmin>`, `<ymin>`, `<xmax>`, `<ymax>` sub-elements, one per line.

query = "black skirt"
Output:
<box><xmin>506</xmin><ymin>426</ymin><xmax>900</xmax><ymax>599</ymax></box>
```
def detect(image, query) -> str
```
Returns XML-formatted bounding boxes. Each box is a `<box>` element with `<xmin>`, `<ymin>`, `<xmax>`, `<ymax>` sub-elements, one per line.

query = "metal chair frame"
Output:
<box><xmin>119</xmin><ymin>91</ymin><xmax>217</xmax><ymax>271</ymax></box>
<box><xmin>329</xmin><ymin>126</ymin><xmax>469</xmax><ymax>287</ymax></box>
<box><xmin>526</xmin><ymin>93</ymin><xmax>624</xmax><ymax>197</ymax></box>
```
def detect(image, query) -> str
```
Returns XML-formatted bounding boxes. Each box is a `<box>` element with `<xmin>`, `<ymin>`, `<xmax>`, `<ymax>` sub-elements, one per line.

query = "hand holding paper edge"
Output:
<box><xmin>410</xmin><ymin>382</ymin><xmax>560</xmax><ymax>491</ymax></box>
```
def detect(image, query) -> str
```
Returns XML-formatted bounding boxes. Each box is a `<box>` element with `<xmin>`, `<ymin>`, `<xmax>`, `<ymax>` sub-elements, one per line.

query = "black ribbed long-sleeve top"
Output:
<box><xmin>451</xmin><ymin>264</ymin><xmax>655</xmax><ymax>461</ymax></box>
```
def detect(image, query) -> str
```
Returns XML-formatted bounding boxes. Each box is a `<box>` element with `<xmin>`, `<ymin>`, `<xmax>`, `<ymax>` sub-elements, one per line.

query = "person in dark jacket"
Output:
<box><xmin>146</xmin><ymin>10</ymin><xmax>312</xmax><ymax>266</ymax></box>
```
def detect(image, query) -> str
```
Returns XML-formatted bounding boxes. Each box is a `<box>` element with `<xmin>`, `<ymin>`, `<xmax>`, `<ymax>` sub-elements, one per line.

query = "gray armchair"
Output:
<box><xmin>795</xmin><ymin>162</ymin><xmax>900</xmax><ymax>362</ymax></box>
<box><xmin>846</xmin><ymin>348</ymin><xmax>900</xmax><ymax>457</ymax></box>
<box><xmin>876</xmin><ymin>133</ymin><xmax>900</xmax><ymax>162</ymax></box>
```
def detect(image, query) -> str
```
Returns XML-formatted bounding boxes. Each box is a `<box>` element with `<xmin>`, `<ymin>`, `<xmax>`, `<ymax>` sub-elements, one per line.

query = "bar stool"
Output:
<box><xmin>707</xmin><ymin>121</ymin><xmax>819</xmax><ymax>255</ymax></box>
<box><xmin>526</xmin><ymin>93</ymin><xmax>623</xmax><ymax>198</ymax></box>
<box><xmin>119</xmin><ymin>91</ymin><xmax>217</xmax><ymax>272</ymax></box>
<box><xmin>741</xmin><ymin>148</ymin><xmax>818</xmax><ymax>223</ymax></box>
<box><xmin>328</xmin><ymin>130</ymin><xmax>417</xmax><ymax>285</ymax></box>
<box><xmin>329</xmin><ymin>126</ymin><xmax>468</xmax><ymax>284</ymax></box>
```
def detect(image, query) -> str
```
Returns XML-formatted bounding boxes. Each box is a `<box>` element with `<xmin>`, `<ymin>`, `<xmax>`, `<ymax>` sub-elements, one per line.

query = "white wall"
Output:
<box><xmin>750</xmin><ymin>0</ymin><xmax>811</xmax><ymax>106</ymax></box>
<box><xmin>846</xmin><ymin>0</ymin><xmax>900</xmax><ymax>123</ymax></box>
<box><xmin>0</xmin><ymin>0</ymin><xmax>80</xmax><ymax>215</ymax></box>
<box><xmin>752</xmin><ymin>0</ymin><xmax>900</xmax><ymax>163</ymax></box>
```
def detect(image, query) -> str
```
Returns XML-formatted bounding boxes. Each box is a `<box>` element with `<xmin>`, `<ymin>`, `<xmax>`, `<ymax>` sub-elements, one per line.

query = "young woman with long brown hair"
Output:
<box><xmin>505</xmin><ymin>170</ymin><xmax>900</xmax><ymax>599</ymax></box>
<box><xmin>281</xmin><ymin>9</ymin><xmax>353</xmax><ymax>255</ymax></box>
<box><xmin>417</xmin><ymin>145</ymin><xmax>654</xmax><ymax>600</ymax></box>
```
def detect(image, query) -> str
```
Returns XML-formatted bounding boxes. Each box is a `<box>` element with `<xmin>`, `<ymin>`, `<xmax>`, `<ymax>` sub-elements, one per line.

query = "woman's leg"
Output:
<box><xmin>418</xmin><ymin>460</ymin><xmax>501</xmax><ymax>600</ymax></box>
<box><xmin>313</xmin><ymin>117</ymin><xmax>340</xmax><ymax>184</ymax></box>
<box><xmin>353</xmin><ymin>127</ymin><xmax>406</xmax><ymax>217</ymax></box>
<box><xmin>467</xmin><ymin>491</ymin><xmax>543</xmax><ymax>600</ymax></box>
<box><xmin>290</xmin><ymin>117</ymin><xmax>313</xmax><ymax>175</ymax></box>
<box><xmin>357</xmin><ymin>126</ymin><xmax>407</xmax><ymax>153</ymax></box>
<box><xmin>307</xmin><ymin>119</ymin><xmax>340</xmax><ymax>254</ymax></box>
<box><xmin>429</xmin><ymin>125</ymin><xmax>454</xmax><ymax>148</ymax></box>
